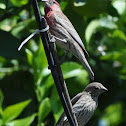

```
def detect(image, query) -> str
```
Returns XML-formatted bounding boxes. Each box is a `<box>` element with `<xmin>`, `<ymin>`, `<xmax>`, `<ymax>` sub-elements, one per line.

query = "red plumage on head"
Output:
<box><xmin>44</xmin><ymin>0</ymin><xmax>61</xmax><ymax>14</ymax></box>
<box><xmin>47</xmin><ymin>0</ymin><xmax>59</xmax><ymax>6</ymax></box>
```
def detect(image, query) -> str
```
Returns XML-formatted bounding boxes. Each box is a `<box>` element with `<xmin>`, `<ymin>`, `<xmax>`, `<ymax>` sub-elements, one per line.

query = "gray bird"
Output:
<box><xmin>42</xmin><ymin>0</ymin><xmax>94</xmax><ymax>80</ymax></box>
<box><xmin>56</xmin><ymin>82</ymin><xmax>108</xmax><ymax>126</ymax></box>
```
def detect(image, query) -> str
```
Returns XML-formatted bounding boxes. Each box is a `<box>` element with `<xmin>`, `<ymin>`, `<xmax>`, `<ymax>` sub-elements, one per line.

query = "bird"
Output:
<box><xmin>55</xmin><ymin>82</ymin><xmax>108</xmax><ymax>126</ymax></box>
<box><xmin>41</xmin><ymin>0</ymin><xmax>94</xmax><ymax>80</ymax></box>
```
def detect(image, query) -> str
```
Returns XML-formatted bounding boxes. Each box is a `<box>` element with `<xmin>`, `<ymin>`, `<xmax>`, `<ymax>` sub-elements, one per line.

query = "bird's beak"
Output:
<box><xmin>41</xmin><ymin>0</ymin><xmax>49</xmax><ymax>7</ymax></box>
<box><xmin>101</xmin><ymin>86</ymin><xmax>108</xmax><ymax>93</ymax></box>
<box><xmin>41</xmin><ymin>0</ymin><xmax>48</xmax><ymax>1</ymax></box>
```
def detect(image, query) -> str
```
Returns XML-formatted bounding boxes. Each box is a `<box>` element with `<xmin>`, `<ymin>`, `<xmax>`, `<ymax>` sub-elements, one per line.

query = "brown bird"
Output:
<box><xmin>42</xmin><ymin>0</ymin><xmax>94</xmax><ymax>80</ymax></box>
<box><xmin>55</xmin><ymin>82</ymin><xmax>108</xmax><ymax>126</ymax></box>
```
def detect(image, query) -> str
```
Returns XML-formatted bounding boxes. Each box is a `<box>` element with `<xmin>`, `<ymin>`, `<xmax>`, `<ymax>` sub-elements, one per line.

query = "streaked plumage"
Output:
<box><xmin>56</xmin><ymin>82</ymin><xmax>108</xmax><ymax>126</ymax></box>
<box><xmin>42</xmin><ymin>0</ymin><xmax>94</xmax><ymax>80</ymax></box>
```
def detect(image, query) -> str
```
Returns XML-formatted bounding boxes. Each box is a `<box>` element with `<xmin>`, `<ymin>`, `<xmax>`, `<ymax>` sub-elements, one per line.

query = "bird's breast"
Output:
<box><xmin>45</xmin><ymin>12</ymin><xmax>55</xmax><ymax>30</ymax></box>
<box><xmin>73</xmin><ymin>96</ymin><xmax>98</xmax><ymax>126</ymax></box>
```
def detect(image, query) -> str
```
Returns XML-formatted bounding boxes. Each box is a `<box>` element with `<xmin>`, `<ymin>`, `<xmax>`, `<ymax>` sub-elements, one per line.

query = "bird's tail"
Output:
<box><xmin>71</xmin><ymin>46</ymin><xmax>94</xmax><ymax>80</ymax></box>
<box><xmin>80</xmin><ymin>55</ymin><xmax>94</xmax><ymax>80</ymax></box>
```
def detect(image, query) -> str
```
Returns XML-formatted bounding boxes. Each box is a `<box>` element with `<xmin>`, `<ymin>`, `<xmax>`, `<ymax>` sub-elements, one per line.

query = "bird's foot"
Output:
<box><xmin>51</xmin><ymin>35</ymin><xmax>67</xmax><ymax>43</ymax></box>
<box><xmin>49</xmin><ymin>35</ymin><xmax>56</xmax><ymax>43</ymax></box>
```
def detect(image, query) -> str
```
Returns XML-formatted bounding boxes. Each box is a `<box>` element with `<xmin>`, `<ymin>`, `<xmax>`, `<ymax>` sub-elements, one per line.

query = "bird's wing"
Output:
<box><xmin>71</xmin><ymin>92</ymin><xmax>84</xmax><ymax>105</ymax></box>
<box><xmin>54</xmin><ymin>11</ymin><xmax>88</xmax><ymax>55</ymax></box>
<box><xmin>55</xmin><ymin>92</ymin><xmax>84</xmax><ymax>126</ymax></box>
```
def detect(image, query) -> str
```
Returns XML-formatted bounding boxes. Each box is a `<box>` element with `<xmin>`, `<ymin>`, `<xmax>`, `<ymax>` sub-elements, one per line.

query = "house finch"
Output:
<box><xmin>41</xmin><ymin>0</ymin><xmax>94</xmax><ymax>80</ymax></box>
<box><xmin>56</xmin><ymin>82</ymin><xmax>108</xmax><ymax>126</ymax></box>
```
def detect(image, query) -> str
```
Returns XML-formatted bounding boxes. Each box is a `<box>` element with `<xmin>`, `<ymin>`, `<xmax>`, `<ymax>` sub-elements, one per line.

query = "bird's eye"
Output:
<box><xmin>53</xmin><ymin>1</ymin><xmax>55</xmax><ymax>4</ymax></box>
<box><xmin>95</xmin><ymin>87</ymin><xmax>99</xmax><ymax>90</ymax></box>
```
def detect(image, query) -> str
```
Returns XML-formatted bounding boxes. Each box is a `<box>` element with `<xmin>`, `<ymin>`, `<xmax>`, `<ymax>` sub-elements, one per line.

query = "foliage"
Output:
<box><xmin>0</xmin><ymin>0</ymin><xmax>126</xmax><ymax>126</ymax></box>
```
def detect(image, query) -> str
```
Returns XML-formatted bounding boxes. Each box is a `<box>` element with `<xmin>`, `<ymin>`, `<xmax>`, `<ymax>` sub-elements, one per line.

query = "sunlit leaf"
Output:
<box><xmin>6</xmin><ymin>113</ymin><xmax>37</xmax><ymax>126</ymax></box>
<box><xmin>11</xmin><ymin>18</ymin><xmax>36</xmax><ymax>39</ymax></box>
<box><xmin>32</xmin><ymin>41</ymin><xmax>48</xmax><ymax>85</ymax></box>
<box><xmin>85</xmin><ymin>19</ymin><xmax>100</xmax><ymax>43</ymax></box>
<box><xmin>0</xmin><ymin>3</ymin><xmax>6</xmax><ymax>9</ymax></box>
<box><xmin>2</xmin><ymin>99</ymin><xmax>31</xmax><ymax>124</ymax></box>
<box><xmin>99</xmin><ymin>16</ymin><xmax>117</xmax><ymax>29</ymax></box>
<box><xmin>0</xmin><ymin>57</ymin><xmax>7</xmax><ymax>67</ymax></box>
<box><xmin>112</xmin><ymin>0</ymin><xmax>126</xmax><ymax>15</ymax></box>
<box><xmin>85</xmin><ymin>16</ymin><xmax>117</xmax><ymax>43</ymax></box>
<box><xmin>62</xmin><ymin>62</ymin><xmax>89</xmax><ymax>96</ymax></box>
<box><xmin>25</xmin><ymin>49</ymin><xmax>33</xmax><ymax>66</ymax></box>
<box><xmin>0</xmin><ymin>119</ymin><xmax>2</xmax><ymax>126</ymax></box>
<box><xmin>62</xmin><ymin>62</ymin><xmax>88</xmax><ymax>79</ymax></box>
<box><xmin>38</xmin><ymin>98</ymin><xmax>51</xmax><ymax>124</ymax></box>
<box><xmin>101</xmin><ymin>50</ymin><xmax>126</xmax><ymax>65</ymax></box>
<box><xmin>35</xmin><ymin>85</ymin><xmax>45</xmax><ymax>102</ymax></box>
<box><xmin>101</xmin><ymin>103</ymin><xmax>123</xmax><ymax>126</ymax></box>
<box><xmin>112</xmin><ymin>29</ymin><xmax>126</xmax><ymax>41</ymax></box>
<box><xmin>74</xmin><ymin>0</ymin><xmax>87</xmax><ymax>7</ymax></box>
<box><xmin>10</xmin><ymin>0</ymin><xmax>28</xmax><ymax>7</ymax></box>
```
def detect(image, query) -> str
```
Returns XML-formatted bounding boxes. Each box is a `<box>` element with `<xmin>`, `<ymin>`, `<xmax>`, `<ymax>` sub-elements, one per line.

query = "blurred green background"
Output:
<box><xmin>0</xmin><ymin>0</ymin><xmax>126</xmax><ymax>126</ymax></box>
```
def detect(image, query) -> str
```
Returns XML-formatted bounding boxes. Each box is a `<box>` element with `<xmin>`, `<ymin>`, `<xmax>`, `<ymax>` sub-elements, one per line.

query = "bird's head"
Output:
<box><xmin>41</xmin><ymin>0</ymin><xmax>61</xmax><ymax>13</ymax></box>
<box><xmin>84</xmin><ymin>82</ymin><xmax>108</xmax><ymax>97</ymax></box>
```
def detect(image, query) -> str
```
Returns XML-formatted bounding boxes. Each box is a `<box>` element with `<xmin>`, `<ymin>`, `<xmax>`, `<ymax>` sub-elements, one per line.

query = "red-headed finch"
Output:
<box><xmin>42</xmin><ymin>0</ymin><xmax>94</xmax><ymax>80</ymax></box>
<box><xmin>56</xmin><ymin>82</ymin><xmax>108</xmax><ymax>126</ymax></box>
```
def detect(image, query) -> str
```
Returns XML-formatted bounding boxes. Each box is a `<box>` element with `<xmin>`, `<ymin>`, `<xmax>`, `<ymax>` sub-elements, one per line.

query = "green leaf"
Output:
<box><xmin>85</xmin><ymin>19</ymin><xmax>100</xmax><ymax>43</ymax></box>
<box><xmin>62</xmin><ymin>62</ymin><xmax>89</xmax><ymax>80</ymax></box>
<box><xmin>112</xmin><ymin>29</ymin><xmax>126</xmax><ymax>41</ymax></box>
<box><xmin>101</xmin><ymin>103</ymin><xmax>122</xmax><ymax>126</ymax></box>
<box><xmin>61</xmin><ymin>62</ymin><xmax>89</xmax><ymax>95</ymax></box>
<box><xmin>99</xmin><ymin>16</ymin><xmax>117</xmax><ymax>29</ymax></box>
<box><xmin>74</xmin><ymin>0</ymin><xmax>87</xmax><ymax>7</ymax></box>
<box><xmin>50</xmin><ymin>87</ymin><xmax>63</xmax><ymax>122</ymax></box>
<box><xmin>35</xmin><ymin>85</ymin><xmax>45</xmax><ymax>102</ymax></box>
<box><xmin>0</xmin><ymin>56</ymin><xmax>7</xmax><ymax>67</ymax></box>
<box><xmin>85</xmin><ymin>16</ymin><xmax>117</xmax><ymax>43</ymax></box>
<box><xmin>0</xmin><ymin>89</ymin><xmax>3</xmax><ymax>108</ymax></box>
<box><xmin>2</xmin><ymin>99</ymin><xmax>31</xmax><ymax>124</ymax></box>
<box><xmin>6</xmin><ymin>113</ymin><xmax>37</xmax><ymax>126</ymax></box>
<box><xmin>101</xmin><ymin>50</ymin><xmax>126</xmax><ymax>65</ymax></box>
<box><xmin>38</xmin><ymin>98</ymin><xmax>51</xmax><ymax>124</ymax></box>
<box><xmin>0</xmin><ymin>3</ymin><xmax>6</xmax><ymax>9</ymax></box>
<box><xmin>11</xmin><ymin>18</ymin><xmax>36</xmax><ymax>39</ymax></box>
<box><xmin>60</xmin><ymin>1</ymin><xmax>68</xmax><ymax>11</ymax></box>
<box><xmin>0</xmin><ymin>89</ymin><xmax>4</xmax><ymax>119</ymax></box>
<box><xmin>25</xmin><ymin>49</ymin><xmax>33</xmax><ymax>66</ymax></box>
<box><xmin>112</xmin><ymin>0</ymin><xmax>126</xmax><ymax>15</ymax></box>
<box><xmin>10</xmin><ymin>0</ymin><xmax>28</xmax><ymax>7</ymax></box>
<box><xmin>0</xmin><ymin>119</ymin><xmax>2</xmax><ymax>126</ymax></box>
<box><xmin>33</xmin><ymin>41</ymin><xmax>48</xmax><ymax>85</ymax></box>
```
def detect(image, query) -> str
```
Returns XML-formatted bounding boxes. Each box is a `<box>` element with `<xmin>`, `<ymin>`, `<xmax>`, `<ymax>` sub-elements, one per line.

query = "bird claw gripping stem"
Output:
<box><xmin>51</xmin><ymin>35</ymin><xmax>67</xmax><ymax>43</ymax></box>
<box><xmin>18</xmin><ymin>23</ymin><xmax>49</xmax><ymax>51</ymax></box>
<box><xmin>48</xmin><ymin>34</ymin><xmax>56</xmax><ymax>43</ymax></box>
<box><xmin>49</xmin><ymin>34</ymin><xmax>67</xmax><ymax>43</ymax></box>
